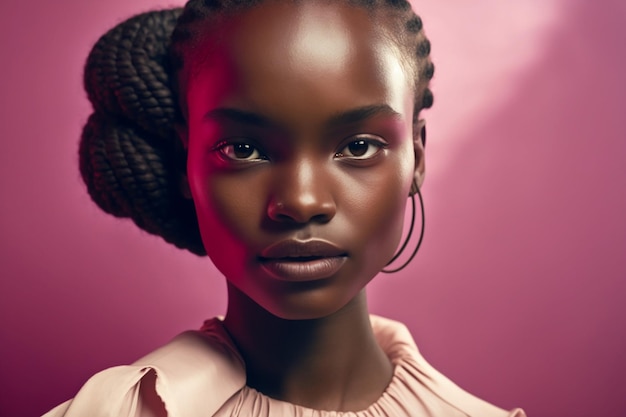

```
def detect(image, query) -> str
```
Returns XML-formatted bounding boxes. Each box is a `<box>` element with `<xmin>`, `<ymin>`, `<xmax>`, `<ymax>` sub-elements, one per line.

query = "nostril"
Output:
<box><xmin>310</xmin><ymin>212</ymin><xmax>333</xmax><ymax>224</ymax></box>
<box><xmin>267</xmin><ymin>198</ymin><xmax>336</xmax><ymax>224</ymax></box>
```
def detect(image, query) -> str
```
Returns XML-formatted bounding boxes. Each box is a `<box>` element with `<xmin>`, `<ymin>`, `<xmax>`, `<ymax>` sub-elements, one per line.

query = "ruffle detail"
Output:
<box><xmin>43</xmin><ymin>316</ymin><xmax>525</xmax><ymax>417</ymax></box>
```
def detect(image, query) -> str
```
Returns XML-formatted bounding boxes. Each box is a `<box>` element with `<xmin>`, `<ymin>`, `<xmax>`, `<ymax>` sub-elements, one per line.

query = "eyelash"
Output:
<box><xmin>212</xmin><ymin>136</ymin><xmax>387</xmax><ymax>163</ymax></box>
<box><xmin>215</xmin><ymin>141</ymin><xmax>268</xmax><ymax>162</ymax></box>
<box><xmin>335</xmin><ymin>137</ymin><xmax>387</xmax><ymax>160</ymax></box>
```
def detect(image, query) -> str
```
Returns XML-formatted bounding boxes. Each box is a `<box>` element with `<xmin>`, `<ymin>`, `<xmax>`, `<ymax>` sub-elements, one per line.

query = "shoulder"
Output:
<box><xmin>42</xmin><ymin>319</ymin><xmax>245</xmax><ymax>417</ymax></box>
<box><xmin>370</xmin><ymin>315</ymin><xmax>527</xmax><ymax>417</ymax></box>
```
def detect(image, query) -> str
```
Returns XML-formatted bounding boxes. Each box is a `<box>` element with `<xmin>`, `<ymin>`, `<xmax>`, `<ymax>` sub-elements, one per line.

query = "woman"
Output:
<box><xmin>44</xmin><ymin>0</ymin><xmax>525</xmax><ymax>415</ymax></box>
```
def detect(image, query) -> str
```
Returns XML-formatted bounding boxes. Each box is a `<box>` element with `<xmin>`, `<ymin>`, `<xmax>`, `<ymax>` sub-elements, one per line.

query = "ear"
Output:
<box><xmin>412</xmin><ymin>118</ymin><xmax>426</xmax><ymax>193</ymax></box>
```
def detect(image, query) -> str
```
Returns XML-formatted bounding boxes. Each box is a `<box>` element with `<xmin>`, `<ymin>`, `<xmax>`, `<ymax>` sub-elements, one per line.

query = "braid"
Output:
<box><xmin>80</xmin><ymin>0</ymin><xmax>434</xmax><ymax>256</ymax></box>
<box><xmin>80</xmin><ymin>9</ymin><xmax>204</xmax><ymax>255</ymax></box>
<box><xmin>380</xmin><ymin>0</ymin><xmax>436</xmax><ymax>113</ymax></box>
<box><xmin>170</xmin><ymin>0</ymin><xmax>434</xmax><ymax>118</ymax></box>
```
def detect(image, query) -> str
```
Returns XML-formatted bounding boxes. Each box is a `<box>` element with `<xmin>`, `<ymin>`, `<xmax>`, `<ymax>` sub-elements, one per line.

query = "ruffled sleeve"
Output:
<box><xmin>42</xmin><ymin>366</ymin><xmax>159</xmax><ymax>417</ymax></box>
<box><xmin>42</xmin><ymin>326</ymin><xmax>246</xmax><ymax>417</ymax></box>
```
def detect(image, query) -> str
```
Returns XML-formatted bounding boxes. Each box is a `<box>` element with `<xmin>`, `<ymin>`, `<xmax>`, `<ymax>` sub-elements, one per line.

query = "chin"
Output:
<box><xmin>267</xmin><ymin>307</ymin><xmax>340</xmax><ymax>321</ymax></box>
<box><xmin>260</xmin><ymin>285</ymin><xmax>362</xmax><ymax>321</ymax></box>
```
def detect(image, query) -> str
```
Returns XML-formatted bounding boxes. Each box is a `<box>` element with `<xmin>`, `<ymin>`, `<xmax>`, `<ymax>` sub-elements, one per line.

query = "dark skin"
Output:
<box><xmin>176</xmin><ymin>1</ymin><xmax>426</xmax><ymax>412</ymax></box>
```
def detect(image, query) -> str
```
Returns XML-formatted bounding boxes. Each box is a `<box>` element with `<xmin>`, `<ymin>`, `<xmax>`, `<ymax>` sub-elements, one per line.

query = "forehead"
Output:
<box><xmin>185</xmin><ymin>1</ymin><xmax>413</xmax><ymax>125</ymax></box>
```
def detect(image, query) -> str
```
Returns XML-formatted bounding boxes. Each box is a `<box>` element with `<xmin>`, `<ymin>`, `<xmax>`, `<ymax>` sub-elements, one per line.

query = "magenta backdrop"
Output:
<box><xmin>1</xmin><ymin>0</ymin><xmax>624</xmax><ymax>416</ymax></box>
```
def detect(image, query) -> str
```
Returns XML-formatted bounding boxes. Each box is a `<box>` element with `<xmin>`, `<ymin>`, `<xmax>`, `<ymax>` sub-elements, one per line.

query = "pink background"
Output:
<box><xmin>1</xmin><ymin>0</ymin><xmax>625</xmax><ymax>416</ymax></box>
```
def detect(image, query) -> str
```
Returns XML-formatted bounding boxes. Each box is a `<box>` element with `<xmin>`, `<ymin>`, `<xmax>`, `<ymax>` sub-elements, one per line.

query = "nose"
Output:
<box><xmin>267</xmin><ymin>159</ymin><xmax>336</xmax><ymax>224</ymax></box>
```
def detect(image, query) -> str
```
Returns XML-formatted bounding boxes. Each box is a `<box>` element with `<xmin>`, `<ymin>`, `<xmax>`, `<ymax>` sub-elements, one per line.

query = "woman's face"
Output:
<box><xmin>183</xmin><ymin>1</ymin><xmax>423</xmax><ymax>319</ymax></box>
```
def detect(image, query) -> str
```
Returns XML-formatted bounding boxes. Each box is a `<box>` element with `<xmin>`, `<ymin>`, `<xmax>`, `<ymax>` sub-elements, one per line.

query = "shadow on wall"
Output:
<box><xmin>371</xmin><ymin>1</ymin><xmax>626</xmax><ymax>416</ymax></box>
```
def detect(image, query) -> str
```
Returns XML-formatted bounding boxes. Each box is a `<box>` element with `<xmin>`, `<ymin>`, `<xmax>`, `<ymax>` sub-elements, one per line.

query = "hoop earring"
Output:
<box><xmin>381</xmin><ymin>184</ymin><xmax>425</xmax><ymax>273</ymax></box>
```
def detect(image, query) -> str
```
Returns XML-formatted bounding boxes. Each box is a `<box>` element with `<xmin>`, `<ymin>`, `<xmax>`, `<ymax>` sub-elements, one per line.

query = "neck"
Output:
<box><xmin>222</xmin><ymin>284</ymin><xmax>393</xmax><ymax>412</ymax></box>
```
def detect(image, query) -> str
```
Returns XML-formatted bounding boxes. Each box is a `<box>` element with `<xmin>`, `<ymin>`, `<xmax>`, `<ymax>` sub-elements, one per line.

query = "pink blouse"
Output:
<box><xmin>43</xmin><ymin>316</ymin><xmax>526</xmax><ymax>417</ymax></box>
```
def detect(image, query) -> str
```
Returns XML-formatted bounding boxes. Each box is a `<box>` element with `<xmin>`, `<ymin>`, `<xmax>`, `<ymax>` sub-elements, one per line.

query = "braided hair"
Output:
<box><xmin>81</xmin><ymin>0</ymin><xmax>435</xmax><ymax>256</ymax></box>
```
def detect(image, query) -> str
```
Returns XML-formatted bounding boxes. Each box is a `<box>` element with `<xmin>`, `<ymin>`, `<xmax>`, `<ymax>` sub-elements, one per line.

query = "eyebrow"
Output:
<box><xmin>204</xmin><ymin>108</ymin><xmax>276</xmax><ymax>128</ymax></box>
<box><xmin>326</xmin><ymin>104</ymin><xmax>402</xmax><ymax>128</ymax></box>
<box><xmin>203</xmin><ymin>104</ymin><xmax>402</xmax><ymax>130</ymax></box>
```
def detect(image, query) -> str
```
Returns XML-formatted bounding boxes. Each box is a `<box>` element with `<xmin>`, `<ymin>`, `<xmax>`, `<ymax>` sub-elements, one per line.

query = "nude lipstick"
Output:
<box><xmin>258</xmin><ymin>239</ymin><xmax>347</xmax><ymax>281</ymax></box>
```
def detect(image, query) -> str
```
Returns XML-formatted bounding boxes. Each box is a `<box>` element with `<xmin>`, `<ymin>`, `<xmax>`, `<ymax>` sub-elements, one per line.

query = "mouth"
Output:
<box><xmin>258</xmin><ymin>239</ymin><xmax>348</xmax><ymax>281</ymax></box>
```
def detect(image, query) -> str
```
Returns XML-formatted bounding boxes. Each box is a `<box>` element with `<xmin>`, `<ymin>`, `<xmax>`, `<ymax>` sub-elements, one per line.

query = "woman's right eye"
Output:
<box><xmin>217</xmin><ymin>142</ymin><xmax>267</xmax><ymax>161</ymax></box>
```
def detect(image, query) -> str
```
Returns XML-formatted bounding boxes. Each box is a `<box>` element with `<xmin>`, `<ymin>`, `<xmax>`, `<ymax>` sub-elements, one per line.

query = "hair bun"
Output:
<box><xmin>80</xmin><ymin>10</ymin><xmax>206</xmax><ymax>256</ymax></box>
<box><xmin>84</xmin><ymin>9</ymin><xmax>183</xmax><ymax>140</ymax></box>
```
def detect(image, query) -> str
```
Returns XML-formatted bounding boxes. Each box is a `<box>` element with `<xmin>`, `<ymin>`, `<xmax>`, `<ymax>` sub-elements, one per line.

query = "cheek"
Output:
<box><xmin>341</xmin><ymin>149</ymin><xmax>415</xmax><ymax>271</ymax></box>
<box><xmin>197</xmin><ymin>179</ymin><xmax>259</xmax><ymax>245</ymax></box>
<box><xmin>364</xmin><ymin>182</ymin><xmax>409</xmax><ymax>263</ymax></box>
<box><xmin>186</xmin><ymin>146</ymin><xmax>262</xmax><ymax>269</ymax></box>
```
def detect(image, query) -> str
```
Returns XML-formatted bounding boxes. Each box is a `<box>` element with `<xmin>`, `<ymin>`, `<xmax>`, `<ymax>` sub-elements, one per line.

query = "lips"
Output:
<box><xmin>258</xmin><ymin>239</ymin><xmax>348</xmax><ymax>281</ymax></box>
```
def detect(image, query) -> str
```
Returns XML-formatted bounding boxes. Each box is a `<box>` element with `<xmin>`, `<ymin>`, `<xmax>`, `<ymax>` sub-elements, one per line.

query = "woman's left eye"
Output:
<box><xmin>335</xmin><ymin>138</ymin><xmax>386</xmax><ymax>160</ymax></box>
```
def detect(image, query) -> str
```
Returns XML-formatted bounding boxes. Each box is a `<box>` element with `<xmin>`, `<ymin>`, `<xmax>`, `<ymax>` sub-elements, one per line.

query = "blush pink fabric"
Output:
<box><xmin>42</xmin><ymin>316</ymin><xmax>525</xmax><ymax>417</ymax></box>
